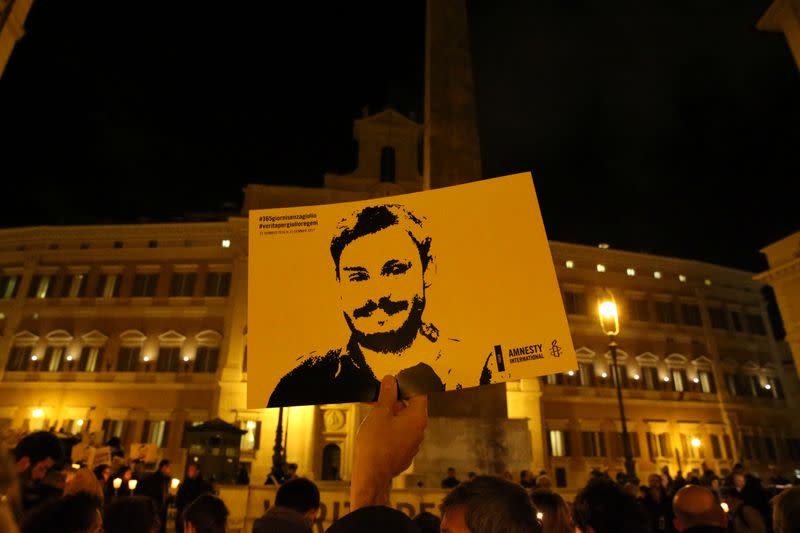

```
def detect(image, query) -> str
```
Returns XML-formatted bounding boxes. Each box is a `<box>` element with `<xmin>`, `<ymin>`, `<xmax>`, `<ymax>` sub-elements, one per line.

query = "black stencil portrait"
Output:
<box><xmin>267</xmin><ymin>204</ymin><xmax>490</xmax><ymax>406</ymax></box>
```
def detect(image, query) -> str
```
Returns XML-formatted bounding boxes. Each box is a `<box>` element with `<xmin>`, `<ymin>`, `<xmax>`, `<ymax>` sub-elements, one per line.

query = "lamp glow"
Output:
<box><xmin>693</xmin><ymin>377</ymin><xmax>700</xmax><ymax>384</ymax></box>
<box><xmin>679</xmin><ymin>275</ymin><xmax>687</xmax><ymax>282</ymax></box>
<box><xmin>565</xmin><ymin>260</ymin><xmax>574</xmax><ymax>269</ymax></box>
<box><xmin>32</xmin><ymin>408</ymin><xmax>44</xmax><ymax>419</ymax></box>
<box><xmin>246</xmin><ymin>420</ymin><xmax>257</xmax><ymax>430</ymax></box>
<box><xmin>765</xmin><ymin>384</ymin><xmax>772</xmax><ymax>390</ymax></box>
<box><xmin>691</xmin><ymin>438</ymin><xmax>701</xmax><ymax>448</ymax></box>
<box><xmin>598</xmin><ymin>297</ymin><xmax>620</xmax><ymax>336</ymax></box>
<box><xmin>171</xmin><ymin>478</ymin><xmax>180</xmax><ymax>489</ymax></box>
<box><xmin>626</xmin><ymin>268</ymin><xmax>636</xmax><ymax>276</ymax></box>
<box><xmin>143</xmin><ymin>356</ymin><xmax>150</xmax><ymax>362</ymax></box>
<box><xmin>567</xmin><ymin>370</ymin><xmax>575</xmax><ymax>376</ymax></box>
<box><xmin>72</xmin><ymin>463</ymin><xmax>81</xmax><ymax>470</ymax></box>
<box><xmin>654</xmin><ymin>271</ymin><xmax>662</xmax><ymax>279</ymax></box>
<box><xmin>663</xmin><ymin>376</ymin><xmax>670</xmax><ymax>382</ymax></box>
<box><xmin>183</xmin><ymin>356</ymin><xmax>190</xmax><ymax>362</ymax></box>
<box><xmin>596</xmin><ymin>264</ymin><xmax>606</xmax><ymax>273</ymax></box>
<box><xmin>633</xmin><ymin>374</ymin><xmax>640</xmax><ymax>380</ymax></box>
<box><xmin>30</xmin><ymin>355</ymin><xmax>38</xmax><ymax>361</ymax></box>
<box><xmin>720</xmin><ymin>502</ymin><xmax>729</xmax><ymax>513</ymax></box>
<box><xmin>76</xmin><ymin>419</ymin><xmax>84</xmax><ymax>427</ymax></box>
<box><xmin>66</xmin><ymin>355</ymin><xmax>73</xmax><ymax>362</ymax></box>
<box><xmin>221</xmin><ymin>239</ymin><xmax>231</xmax><ymax>248</ymax></box>
<box><xmin>601</xmin><ymin>372</ymin><xmax>608</xmax><ymax>378</ymax></box>
<box><xmin>113</xmin><ymin>478</ymin><xmax>122</xmax><ymax>490</ymax></box>
<box><xmin>128</xmin><ymin>479</ymin><xmax>137</xmax><ymax>491</ymax></box>
<box><xmin>537</xmin><ymin>512</ymin><xmax>544</xmax><ymax>521</ymax></box>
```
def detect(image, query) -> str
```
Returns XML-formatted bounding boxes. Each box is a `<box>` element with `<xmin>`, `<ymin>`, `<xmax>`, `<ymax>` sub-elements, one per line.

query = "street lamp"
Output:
<box><xmin>598</xmin><ymin>291</ymin><xmax>636</xmax><ymax>481</ymax></box>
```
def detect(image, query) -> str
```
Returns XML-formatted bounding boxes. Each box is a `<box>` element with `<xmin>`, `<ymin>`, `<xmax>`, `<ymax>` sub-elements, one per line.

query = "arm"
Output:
<box><xmin>349</xmin><ymin>375</ymin><xmax>428</xmax><ymax>511</ymax></box>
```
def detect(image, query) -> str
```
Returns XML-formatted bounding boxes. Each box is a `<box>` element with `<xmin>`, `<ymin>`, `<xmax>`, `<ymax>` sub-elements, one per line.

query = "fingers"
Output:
<box><xmin>402</xmin><ymin>393</ymin><xmax>428</xmax><ymax>430</ymax></box>
<box><xmin>376</xmin><ymin>375</ymin><xmax>398</xmax><ymax>409</ymax></box>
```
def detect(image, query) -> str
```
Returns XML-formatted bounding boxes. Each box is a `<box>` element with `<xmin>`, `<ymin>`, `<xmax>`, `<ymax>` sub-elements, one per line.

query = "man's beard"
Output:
<box><xmin>344</xmin><ymin>295</ymin><xmax>425</xmax><ymax>354</ymax></box>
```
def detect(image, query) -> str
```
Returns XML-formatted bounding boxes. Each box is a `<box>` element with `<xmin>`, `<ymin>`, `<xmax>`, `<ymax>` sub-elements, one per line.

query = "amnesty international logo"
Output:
<box><xmin>550</xmin><ymin>339</ymin><xmax>562</xmax><ymax>358</ymax></box>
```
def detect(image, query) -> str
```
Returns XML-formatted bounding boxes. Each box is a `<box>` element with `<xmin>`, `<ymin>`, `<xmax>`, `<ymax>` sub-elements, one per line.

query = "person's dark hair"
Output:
<box><xmin>441</xmin><ymin>475</ymin><xmax>541</xmax><ymax>533</ymax></box>
<box><xmin>572</xmin><ymin>478</ymin><xmax>649</xmax><ymax>533</ymax></box>
<box><xmin>183</xmin><ymin>494</ymin><xmax>229</xmax><ymax>533</ymax></box>
<box><xmin>158</xmin><ymin>459</ymin><xmax>171</xmax><ymax>470</ymax></box>
<box><xmin>275</xmin><ymin>477</ymin><xmax>321</xmax><ymax>514</ymax></box>
<box><xmin>93</xmin><ymin>463</ymin><xmax>109</xmax><ymax>481</ymax></box>
<box><xmin>12</xmin><ymin>431</ymin><xmax>63</xmax><ymax>465</ymax></box>
<box><xmin>531</xmin><ymin>489</ymin><xmax>572</xmax><ymax>533</ymax></box>
<box><xmin>106</xmin><ymin>436</ymin><xmax>121</xmax><ymax>448</ymax></box>
<box><xmin>413</xmin><ymin>511</ymin><xmax>441</xmax><ymax>533</ymax></box>
<box><xmin>104</xmin><ymin>495</ymin><xmax>158</xmax><ymax>533</ymax></box>
<box><xmin>772</xmin><ymin>486</ymin><xmax>800</xmax><ymax>533</ymax></box>
<box><xmin>21</xmin><ymin>492</ymin><xmax>100</xmax><ymax>533</ymax></box>
<box><xmin>330</xmin><ymin>204</ymin><xmax>433</xmax><ymax>280</ymax></box>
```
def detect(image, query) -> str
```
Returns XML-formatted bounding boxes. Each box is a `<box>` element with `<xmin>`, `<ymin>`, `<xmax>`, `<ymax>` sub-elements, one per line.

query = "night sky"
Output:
<box><xmin>1</xmin><ymin>0</ymin><xmax>798</xmax><ymax>273</ymax></box>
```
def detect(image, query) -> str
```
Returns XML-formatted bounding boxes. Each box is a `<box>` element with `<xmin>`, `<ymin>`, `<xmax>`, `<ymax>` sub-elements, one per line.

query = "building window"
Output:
<box><xmin>613</xmin><ymin>432</ymin><xmax>641</xmax><ymax>457</ymax></box>
<box><xmin>142</xmin><ymin>420</ymin><xmax>169</xmax><ymax>448</ymax></box>
<box><xmin>148</xmin><ymin>240</ymin><xmax>158</xmax><ymax>248</ymax></box>
<box><xmin>681</xmin><ymin>304</ymin><xmax>702</xmax><ymax>326</ymax></box>
<box><xmin>730</xmin><ymin>311</ymin><xmax>743</xmax><ymax>332</ymax></box>
<box><xmin>0</xmin><ymin>275</ymin><xmax>20</xmax><ymax>299</ymax></box>
<box><xmin>60</xmin><ymin>273</ymin><xmax>88</xmax><ymax>298</ymax></box>
<box><xmin>708</xmin><ymin>308</ymin><xmax>727</xmax><ymax>330</ymax></box>
<box><xmin>548</xmin><ymin>430</ymin><xmax>570</xmax><ymax>457</ymax></box>
<box><xmin>113</xmin><ymin>241</ymin><xmax>124</xmax><ymax>249</ymax></box>
<box><xmin>641</xmin><ymin>366</ymin><xmax>659</xmax><ymax>391</ymax></box>
<box><xmin>321</xmin><ymin>443</ymin><xmax>342</xmax><ymax>481</ymax></box>
<box><xmin>101</xmin><ymin>419</ymin><xmax>128</xmax><ymax>444</ymax></box>
<box><xmin>132</xmin><ymin>273</ymin><xmax>159</xmax><ymax>297</ymax></box>
<box><xmin>655</xmin><ymin>302</ymin><xmax>676</xmax><ymax>324</ymax></box>
<box><xmin>629</xmin><ymin>299</ymin><xmax>650</xmax><ymax>322</ymax></box>
<box><xmin>96</xmin><ymin>274</ymin><xmax>121</xmax><ymax>298</ymax></box>
<box><xmin>680</xmin><ymin>434</ymin><xmax>703</xmax><ymax>459</ymax></box>
<box><xmin>79</xmin><ymin>347</ymin><xmax>104</xmax><ymax>372</ymax></box>
<box><xmin>555</xmin><ymin>467</ymin><xmax>567</xmax><ymax>488</ymax></box>
<box><xmin>563</xmin><ymin>291</ymin><xmax>587</xmax><ymax>315</ymax></box>
<box><xmin>670</xmin><ymin>368</ymin><xmax>688</xmax><ymax>392</ymax></box>
<box><xmin>156</xmin><ymin>347</ymin><xmax>180</xmax><ymax>372</ymax></box>
<box><xmin>116</xmin><ymin>347</ymin><xmax>141</xmax><ymax>372</ymax></box>
<box><xmin>27</xmin><ymin>275</ymin><xmax>54</xmax><ymax>299</ymax></box>
<box><xmin>746</xmin><ymin>315</ymin><xmax>766</xmax><ymax>336</ymax></box>
<box><xmin>657</xmin><ymin>433</ymin><xmax>672</xmax><ymax>458</ymax></box>
<box><xmin>380</xmin><ymin>146</ymin><xmax>396</xmax><ymax>182</ymax></box>
<box><xmin>697</xmin><ymin>370</ymin><xmax>716</xmax><ymax>393</ymax></box>
<box><xmin>578</xmin><ymin>362</ymin><xmax>595</xmax><ymax>386</ymax></box>
<box><xmin>767</xmin><ymin>377</ymin><xmax>784</xmax><ymax>399</ymax></box>
<box><xmin>169</xmin><ymin>273</ymin><xmax>196</xmax><ymax>297</ymax></box>
<box><xmin>746</xmin><ymin>375</ymin><xmax>760</xmax><ymax>397</ymax></box>
<box><xmin>544</xmin><ymin>373</ymin><xmax>564</xmax><ymax>386</ymax></box>
<box><xmin>194</xmin><ymin>347</ymin><xmax>220</xmax><ymax>373</ymax></box>
<box><xmin>205</xmin><ymin>272</ymin><xmax>231</xmax><ymax>297</ymax></box>
<box><xmin>723</xmin><ymin>435</ymin><xmax>734</xmax><ymax>459</ymax></box>
<box><xmin>240</xmin><ymin>420</ymin><xmax>261</xmax><ymax>451</ymax></box>
<box><xmin>42</xmin><ymin>347</ymin><xmax>65</xmax><ymax>372</ymax></box>
<box><xmin>648</xmin><ymin>432</ymin><xmax>672</xmax><ymax>459</ymax></box>
<box><xmin>5</xmin><ymin>346</ymin><xmax>32</xmax><ymax>371</ymax></box>
<box><xmin>611</xmin><ymin>365</ymin><xmax>628</xmax><ymax>388</ymax></box>
<box><xmin>710</xmin><ymin>434</ymin><xmax>723</xmax><ymax>459</ymax></box>
<box><xmin>582</xmin><ymin>432</ymin><xmax>606</xmax><ymax>457</ymax></box>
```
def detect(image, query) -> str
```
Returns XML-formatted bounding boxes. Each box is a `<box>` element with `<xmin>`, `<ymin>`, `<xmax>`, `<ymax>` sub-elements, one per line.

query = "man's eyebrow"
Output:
<box><xmin>342</xmin><ymin>266</ymin><xmax>367</xmax><ymax>271</ymax></box>
<box><xmin>383</xmin><ymin>259</ymin><xmax>411</xmax><ymax>268</ymax></box>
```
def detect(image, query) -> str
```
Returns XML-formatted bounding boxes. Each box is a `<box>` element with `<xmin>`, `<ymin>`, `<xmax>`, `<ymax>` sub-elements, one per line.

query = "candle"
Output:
<box><xmin>128</xmin><ymin>479</ymin><xmax>138</xmax><ymax>491</ymax></box>
<box><xmin>113</xmin><ymin>478</ymin><xmax>122</xmax><ymax>490</ymax></box>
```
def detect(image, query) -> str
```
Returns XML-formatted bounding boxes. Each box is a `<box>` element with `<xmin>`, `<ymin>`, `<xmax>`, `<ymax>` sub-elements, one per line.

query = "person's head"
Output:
<box><xmin>183</xmin><ymin>494</ymin><xmax>228</xmax><ymax>533</ymax></box>
<box><xmin>186</xmin><ymin>463</ymin><xmax>199</xmax><ymax>479</ymax></box>
<box><xmin>106</xmin><ymin>436</ymin><xmax>121</xmax><ymax>449</ymax></box>
<box><xmin>413</xmin><ymin>511</ymin><xmax>441</xmax><ymax>533</ymax></box>
<box><xmin>114</xmin><ymin>466</ymin><xmax>132</xmax><ymax>482</ymax></box>
<box><xmin>65</xmin><ymin>467</ymin><xmax>104</xmax><ymax>503</ymax></box>
<box><xmin>572</xmin><ymin>478</ymin><xmax>649</xmax><ymax>533</ymax></box>
<box><xmin>93</xmin><ymin>464</ymin><xmax>110</xmax><ymax>482</ymax></box>
<box><xmin>275</xmin><ymin>477</ymin><xmax>321</xmax><ymax>522</ymax></box>
<box><xmin>21</xmin><ymin>492</ymin><xmax>101</xmax><ymax>533</ymax></box>
<box><xmin>467</xmin><ymin>472</ymin><xmax>476</xmax><ymax>481</ymax></box>
<box><xmin>104</xmin><ymin>495</ymin><xmax>159</xmax><ymax>533</ymax></box>
<box><xmin>709</xmin><ymin>476</ymin><xmax>720</xmax><ymax>490</ymax></box>
<box><xmin>287</xmin><ymin>463</ymin><xmax>298</xmax><ymax>476</ymax></box>
<box><xmin>733</xmin><ymin>472</ymin><xmax>746</xmax><ymax>490</ymax></box>
<box><xmin>530</xmin><ymin>489</ymin><xmax>571</xmax><ymax>533</ymax></box>
<box><xmin>331</xmin><ymin>204</ymin><xmax>433</xmax><ymax>354</ymax></box>
<box><xmin>157</xmin><ymin>459</ymin><xmax>171</xmax><ymax>476</ymax></box>
<box><xmin>623</xmin><ymin>482</ymin><xmax>638</xmax><ymax>499</ymax></box>
<box><xmin>535</xmin><ymin>475</ymin><xmax>553</xmax><ymax>490</ymax></box>
<box><xmin>648</xmin><ymin>474</ymin><xmax>662</xmax><ymax>490</ymax></box>
<box><xmin>772</xmin><ymin>486</ymin><xmax>800</xmax><ymax>533</ymax></box>
<box><xmin>13</xmin><ymin>431</ymin><xmax>63</xmax><ymax>481</ymax></box>
<box><xmin>440</xmin><ymin>475</ymin><xmax>541</xmax><ymax>533</ymax></box>
<box><xmin>672</xmin><ymin>485</ymin><xmax>727</xmax><ymax>532</ymax></box>
<box><xmin>446</xmin><ymin>467</ymin><xmax>456</xmax><ymax>478</ymax></box>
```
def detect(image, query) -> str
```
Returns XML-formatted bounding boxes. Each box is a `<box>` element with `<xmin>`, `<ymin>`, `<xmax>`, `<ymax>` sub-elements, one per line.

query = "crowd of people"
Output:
<box><xmin>1</xmin><ymin>430</ymin><xmax>227</xmax><ymax>532</ymax></box>
<box><xmin>2</xmin><ymin>375</ymin><xmax>799</xmax><ymax>532</ymax></box>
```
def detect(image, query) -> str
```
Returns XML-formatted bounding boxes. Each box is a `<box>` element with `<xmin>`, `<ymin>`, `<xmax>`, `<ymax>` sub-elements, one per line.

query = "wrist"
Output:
<box><xmin>350</xmin><ymin>465</ymin><xmax>392</xmax><ymax>510</ymax></box>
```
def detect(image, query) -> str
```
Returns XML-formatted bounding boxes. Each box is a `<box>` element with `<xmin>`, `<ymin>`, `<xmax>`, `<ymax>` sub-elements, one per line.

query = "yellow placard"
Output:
<box><xmin>247</xmin><ymin>173</ymin><xmax>576</xmax><ymax>408</ymax></box>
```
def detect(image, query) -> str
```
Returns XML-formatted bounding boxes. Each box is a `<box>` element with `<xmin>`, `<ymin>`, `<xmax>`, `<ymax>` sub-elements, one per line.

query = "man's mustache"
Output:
<box><xmin>353</xmin><ymin>297</ymin><xmax>409</xmax><ymax>318</ymax></box>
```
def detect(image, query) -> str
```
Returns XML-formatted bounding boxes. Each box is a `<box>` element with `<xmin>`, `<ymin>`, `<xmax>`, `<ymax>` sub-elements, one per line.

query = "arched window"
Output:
<box><xmin>321</xmin><ymin>443</ymin><xmax>341</xmax><ymax>481</ymax></box>
<box><xmin>380</xmin><ymin>146</ymin><xmax>396</xmax><ymax>183</ymax></box>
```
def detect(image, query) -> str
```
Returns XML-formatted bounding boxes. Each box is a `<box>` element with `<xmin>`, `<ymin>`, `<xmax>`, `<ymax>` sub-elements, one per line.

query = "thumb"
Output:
<box><xmin>376</xmin><ymin>375</ymin><xmax>398</xmax><ymax>409</ymax></box>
